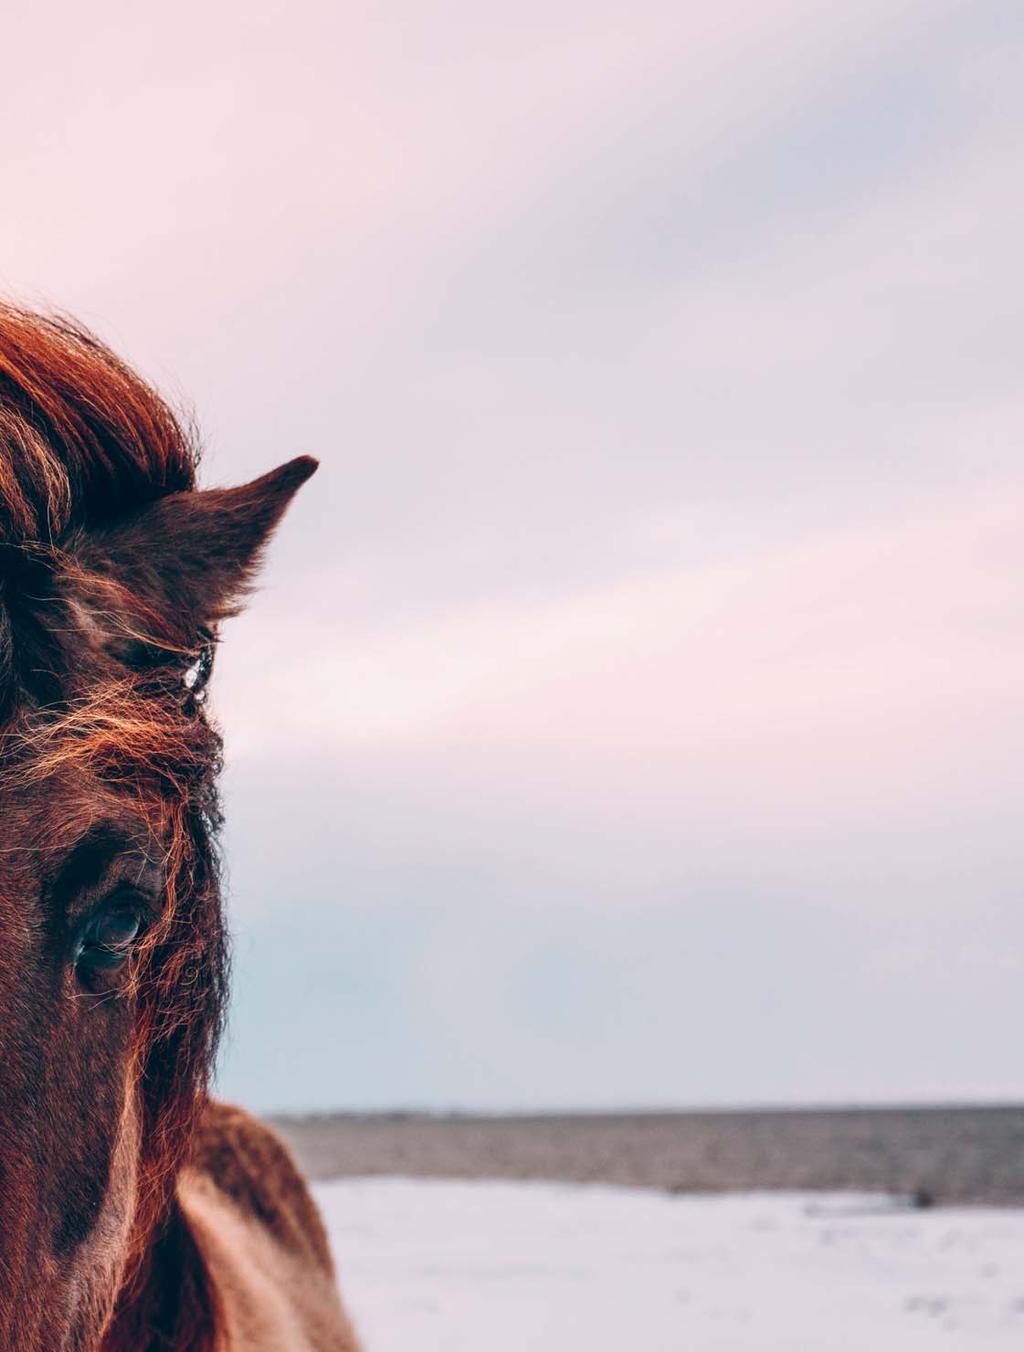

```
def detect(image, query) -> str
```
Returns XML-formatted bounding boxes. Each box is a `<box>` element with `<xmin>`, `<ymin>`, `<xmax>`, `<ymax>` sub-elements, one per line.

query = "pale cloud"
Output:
<box><xmin>219</xmin><ymin>477</ymin><xmax>1024</xmax><ymax>895</ymax></box>
<box><xmin>224</xmin><ymin>484</ymin><xmax>1023</xmax><ymax>750</ymax></box>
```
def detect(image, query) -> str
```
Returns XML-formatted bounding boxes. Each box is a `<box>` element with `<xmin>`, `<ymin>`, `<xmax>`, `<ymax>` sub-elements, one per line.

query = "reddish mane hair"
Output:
<box><xmin>0</xmin><ymin>305</ymin><xmax>195</xmax><ymax>542</ymax></box>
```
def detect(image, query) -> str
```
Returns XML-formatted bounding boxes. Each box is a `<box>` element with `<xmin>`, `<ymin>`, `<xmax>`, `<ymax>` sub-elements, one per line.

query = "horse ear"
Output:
<box><xmin>71</xmin><ymin>456</ymin><xmax>318</xmax><ymax>652</ymax></box>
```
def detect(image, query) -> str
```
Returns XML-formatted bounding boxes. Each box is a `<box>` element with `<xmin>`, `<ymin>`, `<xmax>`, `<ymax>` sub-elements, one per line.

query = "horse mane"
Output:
<box><xmin>0</xmin><ymin>302</ymin><xmax>199</xmax><ymax>710</ymax></box>
<box><xmin>0</xmin><ymin>304</ymin><xmax>227</xmax><ymax>1348</ymax></box>
<box><xmin>0</xmin><ymin>302</ymin><xmax>196</xmax><ymax>543</ymax></box>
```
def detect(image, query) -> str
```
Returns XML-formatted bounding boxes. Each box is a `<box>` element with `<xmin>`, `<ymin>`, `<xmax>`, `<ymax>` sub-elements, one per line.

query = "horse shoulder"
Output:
<box><xmin>178</xmin><ymin>1100</ymin><xmax>360</xmax><ymax>1351</ymax></box>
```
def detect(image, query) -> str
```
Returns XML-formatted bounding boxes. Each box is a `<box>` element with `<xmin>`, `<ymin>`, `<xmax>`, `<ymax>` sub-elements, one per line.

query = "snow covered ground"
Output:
<box><xmin>316</xmin><ymin>1178</ymin><xmax>1024</xmax><ymax>1351</ymax></box>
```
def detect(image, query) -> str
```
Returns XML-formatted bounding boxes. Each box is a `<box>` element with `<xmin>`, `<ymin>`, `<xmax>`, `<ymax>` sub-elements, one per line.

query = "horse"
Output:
<box><xmin>0</xmin><ymin>304</ymin><xmax>360</xmax><ymax>1350</ymax></box>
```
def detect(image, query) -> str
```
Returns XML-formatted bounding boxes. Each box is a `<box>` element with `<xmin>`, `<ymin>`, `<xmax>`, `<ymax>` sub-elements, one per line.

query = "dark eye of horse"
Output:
<box><xmin>76</xmin><ymin>908</ymin><xmax>143</xmax><ymax>973</ymax></box>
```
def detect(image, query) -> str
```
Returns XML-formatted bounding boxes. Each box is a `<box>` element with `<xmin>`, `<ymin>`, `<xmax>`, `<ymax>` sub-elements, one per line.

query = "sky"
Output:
<box><xmin>2</xmin><ymin>0</ymin><xmax>1023</xmax><ymax>1112</ymax></box>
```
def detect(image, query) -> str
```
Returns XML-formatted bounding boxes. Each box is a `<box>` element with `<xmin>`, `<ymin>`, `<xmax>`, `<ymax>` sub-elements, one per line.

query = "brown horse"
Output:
<box><xmin>0</xmin><ymin>305</ymin><xmax>360</xmax><ymax>1350</ymax></box>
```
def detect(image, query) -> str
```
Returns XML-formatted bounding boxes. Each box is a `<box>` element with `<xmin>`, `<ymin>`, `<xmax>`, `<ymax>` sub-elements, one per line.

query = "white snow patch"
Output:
<box><xmin>315</xmin><ymin>1178</ymin><xmax>1024</xmax><ymax>1351</ymax></box>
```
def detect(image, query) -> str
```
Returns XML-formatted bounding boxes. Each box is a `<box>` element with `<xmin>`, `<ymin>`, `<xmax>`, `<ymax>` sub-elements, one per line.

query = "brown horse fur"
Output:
<box><xmin>0</xmin><ymin>304</ymin><xmax>359</xmax><ymax>1350</ymax></box>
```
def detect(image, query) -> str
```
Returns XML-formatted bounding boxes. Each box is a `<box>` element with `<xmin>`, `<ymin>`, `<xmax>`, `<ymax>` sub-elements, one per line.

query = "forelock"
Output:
<box><xmin>0</xmin><ymin>303</ymin><xmax>197</xmax><ymax>545</ymax></box>
<box><xmin>0</xmin><ymin>304</ymin><xmax>199</xmax><ymax>723</ymax></box>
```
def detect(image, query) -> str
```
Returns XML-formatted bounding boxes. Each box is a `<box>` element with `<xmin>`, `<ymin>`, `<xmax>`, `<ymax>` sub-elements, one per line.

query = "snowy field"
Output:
<box><xmin>316</xmin><ymin>1178</ymin><xmax>1024</xmax><ymax>1351</ymax></box>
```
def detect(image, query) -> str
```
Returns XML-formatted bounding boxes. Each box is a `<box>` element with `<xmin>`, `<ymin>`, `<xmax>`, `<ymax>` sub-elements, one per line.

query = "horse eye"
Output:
<box><xmin>76</xmin><ymin>909</ymin><xmax>143</xmax><ymax>972</ymax></box>
<box><xmin>183</xmin><ymin>641</ymin><xmax>213</xmax><ymax>697</ymax></box>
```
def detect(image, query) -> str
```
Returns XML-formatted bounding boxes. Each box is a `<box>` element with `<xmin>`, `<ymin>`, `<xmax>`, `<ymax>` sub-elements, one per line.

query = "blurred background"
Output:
<box><xmin>4</xmin><ymin>0</ymin><xmax>1022</xmax><ymax>1116</ymax></box>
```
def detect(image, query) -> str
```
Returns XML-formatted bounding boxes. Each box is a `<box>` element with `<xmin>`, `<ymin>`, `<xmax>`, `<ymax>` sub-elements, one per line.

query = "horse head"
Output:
<box><xmin>0</xmin><ymin>305</ymin><xmax>315</xmax><ymax>1349</ymax></box>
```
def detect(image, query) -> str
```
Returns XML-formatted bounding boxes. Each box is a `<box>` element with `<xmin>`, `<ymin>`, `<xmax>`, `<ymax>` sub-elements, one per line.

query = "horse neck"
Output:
<box><xmin>101</xmin><ymin>1193</ymin><xmax>221</xmax><ymax>1352</ymax></box>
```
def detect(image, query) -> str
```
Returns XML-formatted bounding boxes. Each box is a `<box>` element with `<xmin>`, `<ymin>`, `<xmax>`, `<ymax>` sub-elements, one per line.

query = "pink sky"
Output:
<box><xmin>4</xmin><ymin>0</ymin><xmax>1023</xmax><ymax>1109</ymax></box>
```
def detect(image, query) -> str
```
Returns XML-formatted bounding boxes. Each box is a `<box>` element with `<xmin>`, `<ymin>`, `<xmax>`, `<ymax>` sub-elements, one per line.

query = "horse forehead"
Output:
<box><xmin>0</xmin><ymin>765</ymin><xmax>149</xmax><ymax>891</ymax></box>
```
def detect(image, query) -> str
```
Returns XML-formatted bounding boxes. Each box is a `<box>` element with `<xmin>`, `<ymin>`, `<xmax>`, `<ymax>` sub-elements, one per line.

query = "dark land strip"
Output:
<box><xmin>274</xmin><ymin>1105</ymin><xmax>1024</xmax><ymax>1208</ymax></box>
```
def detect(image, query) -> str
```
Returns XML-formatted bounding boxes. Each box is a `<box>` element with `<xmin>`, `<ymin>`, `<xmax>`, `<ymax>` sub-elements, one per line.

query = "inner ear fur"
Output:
<box><xmin>68</xmin><ymin>455</ymin><xmax>318</xmax><ymax>659</ymax></box>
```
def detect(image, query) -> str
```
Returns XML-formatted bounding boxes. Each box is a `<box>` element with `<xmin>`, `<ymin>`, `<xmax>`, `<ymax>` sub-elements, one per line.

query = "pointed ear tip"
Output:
<box><xmin>240</xmin><ymin>455</ymin><xmax>319</xmax><ymax>501</ymax></box>
<box><xmin>282</xmin><ymin>454</ymin><xmax>320</xmax><ymax>485</ymax></box>
<box><xmin>254</xmin><ymin>454</ymin><xmax>318</xmax><ymax>503</ymax></box>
